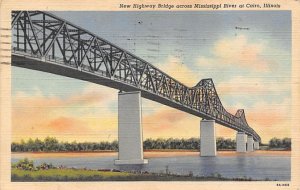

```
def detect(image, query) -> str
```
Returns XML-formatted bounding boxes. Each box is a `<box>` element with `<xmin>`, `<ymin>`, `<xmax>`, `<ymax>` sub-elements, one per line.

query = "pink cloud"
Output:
<box><xmin>12</xmin><ymin>85</ymin><xmax>118</xmax><ymax>142</ymax></box>
<box><xmin>197</xmin><ymin>35</ymin><xmax>274</xmax><ymax>72</ymax></box>
<box><xmin>46</xmin><ymin>116</ymin><xmax>86</xmax><ymax>133</ymax></box>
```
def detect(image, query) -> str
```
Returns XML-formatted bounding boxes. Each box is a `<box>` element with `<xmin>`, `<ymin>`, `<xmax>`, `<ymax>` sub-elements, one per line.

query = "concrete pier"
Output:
<box><xmin>254</xmin><ymin>141</ymin><xmax>260</xmax><ymax>150</ymax></box>
<box><xmin>236</xmin><ymin>132</ymin><xmax>247</xmax><ymax>152</ymax></box>
<box><xmin>114</xmin><ymin>91</ymin><xmax>148</xmax><ymax>165</ymax></box>
<box><xmin>247</xmin><ymin>136</ymin><xmax>254</xmax><ymax>152</ymax></box>
<box><xmin>200</xmin><ymin>120</ymin><xmax>216</xmax><ymax>157</ymax></box>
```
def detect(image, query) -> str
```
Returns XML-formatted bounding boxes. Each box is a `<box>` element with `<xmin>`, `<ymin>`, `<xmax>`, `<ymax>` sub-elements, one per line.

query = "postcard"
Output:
<box><xmin>1</xmin><ymin>0</ymin><xmax>300</xmax><ymax>189</ymax></box>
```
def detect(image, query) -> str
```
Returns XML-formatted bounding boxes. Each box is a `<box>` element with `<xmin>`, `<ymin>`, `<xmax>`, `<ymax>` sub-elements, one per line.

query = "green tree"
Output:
<box><xmin>34</xmin><ymin>138</ymin><xmax>44</xmax><ymax>151</ymax></box>
<box><xmin>44</xmin><ymin>137</ymin><xmax>59</xmax><ymax>151</ymax></box>
<box><xmin>269</xmin><ymin>137</ymin><xmax>282</xmax><ymax>148</ymax></box>
<box><xmin>282</xmin><ymin>138</ymin><xmax>291</xmax><ymax>149</ymax></box>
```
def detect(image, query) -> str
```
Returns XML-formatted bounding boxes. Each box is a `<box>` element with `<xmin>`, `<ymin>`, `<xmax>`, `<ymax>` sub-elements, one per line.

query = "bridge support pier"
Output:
<box><xmin>200</xmin><ymin>120</ymin><xmax>216</xmax><ymax>157</ymax></box>
<box><xmin>254</xmin><ymin>141</ymin><xmax>259</xmax><ymax>150</ymax></box>
<box><xmin>114</xmin><ymin>91</ymin><xmax>148</xmax><ymax>165</ymax></box>
<box><xmin>247</xmin><ymin>136</ymin><xmax>254</xmax><ymax>152</ymax></box>
<box><xmin>236</xmin><ymin>132</ymin><xmax>247</xmax><ymax>152</ymax></box>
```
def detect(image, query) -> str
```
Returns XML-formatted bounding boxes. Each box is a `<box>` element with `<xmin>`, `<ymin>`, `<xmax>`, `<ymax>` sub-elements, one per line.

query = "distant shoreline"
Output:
<box><xmin>11</xmin><ymin>150</ymin><xmax>291</xmax><ymax>159</ymax></box>
<box><xmin>11</xmin><ymin>137</ymin><xmax>291</xmax><ymax>153</ymax></box>
<box><xmin>11</xmin><ymin>149</ymin><xmax>291</xmax><ymax>154</ymax></box>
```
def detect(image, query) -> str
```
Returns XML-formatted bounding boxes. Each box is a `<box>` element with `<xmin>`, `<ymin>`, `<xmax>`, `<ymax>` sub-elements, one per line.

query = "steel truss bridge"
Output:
<box><xmin>11</xmin><ymin>11</ymin><xmax>261</xmax><ymax>142</ymax></box>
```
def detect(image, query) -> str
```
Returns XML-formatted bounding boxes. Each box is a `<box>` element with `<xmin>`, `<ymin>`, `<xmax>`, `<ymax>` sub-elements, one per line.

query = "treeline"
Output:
<box><xmin>268</xmin><ymin>137</ymin><xmax>291</xmax><ymax>150</ymax></box>
<box><xmin>11</xmin><ymin>137</ymin><xmax>236</xmax><ymax>152</ymax></box>
<box><xmin>11</xmin><ymin>137</ymin><xmax>118</xmax><ymax>152</ymax></box>
<box><xmin>144</xmin><ymin>138</ymin><xmax>199</xmax><ymax>150</ymax></box>
<box><xmin>11</xmin><ymin>137</ymin><xmax>291</xmax><ymax>152</ymax></box>
<box><xmin>144</xmin><ymin>137</ymin><xmax>235</xmax><ymax>150</ymax></box>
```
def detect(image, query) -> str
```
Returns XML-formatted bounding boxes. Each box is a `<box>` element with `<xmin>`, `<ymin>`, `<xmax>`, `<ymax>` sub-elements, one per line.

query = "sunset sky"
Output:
<box><xmin>12</xmin><ymin>11</ymin><xmax>291</xmax><ymax>143</ymax></box>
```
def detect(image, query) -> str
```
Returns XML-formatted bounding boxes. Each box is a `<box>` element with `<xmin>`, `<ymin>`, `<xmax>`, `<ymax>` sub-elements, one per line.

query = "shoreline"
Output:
<box><xmin>11</xmin><ymin>149</ymin><xmax>291</xmax><ymax>154</ymax></box>
<box><xmin>11</xmin><ymin>150</ymin><xmax>291</xmax><ymax>159</ymax></box>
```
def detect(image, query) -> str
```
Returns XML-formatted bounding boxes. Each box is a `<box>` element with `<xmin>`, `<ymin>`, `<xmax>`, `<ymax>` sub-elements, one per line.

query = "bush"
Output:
<box><xmin>36</xmin><ymin>162</ymin><xmax>55</xmax><ymax>170</ymax></box>
<box><xmin>13</xmin><ymin>158</ymin><xmax>35</xmax><ymax>171</ymax></box>
<box><xmin>13</xmin><ymin>158</ymin><xmax>57</xmax><ymax>171</ymax></box>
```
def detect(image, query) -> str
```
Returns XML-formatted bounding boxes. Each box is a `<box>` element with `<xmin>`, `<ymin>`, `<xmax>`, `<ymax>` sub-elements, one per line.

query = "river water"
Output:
<box><xmin>11</xmin><ymin>151</ymin><xmax>290</xmax><ymax>181</ymax></box>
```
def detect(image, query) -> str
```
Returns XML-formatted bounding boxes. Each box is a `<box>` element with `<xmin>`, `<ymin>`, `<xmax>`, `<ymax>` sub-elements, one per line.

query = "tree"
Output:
<box><xmin>282</xmin><ymin>138</ymin><xmax>291</xmax><ymax>149</ymax></box>
<box><xmin>34</xmin><ymin>138</ymin><xmax>44</xmax><ymax>151</ymax></box>
<box><xmin>44</xmin><ymin>137</ymin><xmax>59</xmax><ymax>151</ymax></box>
<box><xmin>269</xmin><ymin>137</ymin><xmax>282</xmax><ymax>148</ymax></box>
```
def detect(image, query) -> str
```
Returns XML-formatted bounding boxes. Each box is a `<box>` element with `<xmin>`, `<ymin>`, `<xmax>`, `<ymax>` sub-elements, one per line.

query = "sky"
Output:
<box><xmin>12</xmin><ymin>11</ymin><xmax>291</xmax><ymax>143</ymax></box>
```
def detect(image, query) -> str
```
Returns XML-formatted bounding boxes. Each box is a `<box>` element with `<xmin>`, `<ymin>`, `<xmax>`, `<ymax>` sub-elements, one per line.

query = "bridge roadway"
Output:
<box><xmin>11</xmin><ymin>11</ymin><xmax>261</xmax><ymax>164</ymax></box>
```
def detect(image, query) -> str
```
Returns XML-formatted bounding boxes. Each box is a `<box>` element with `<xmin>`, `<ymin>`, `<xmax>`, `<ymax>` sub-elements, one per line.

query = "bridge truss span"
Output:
<box><xmin>11</xmin><ymin>11</ymin><xmax>261</xmax><ymax>142</ymax></box>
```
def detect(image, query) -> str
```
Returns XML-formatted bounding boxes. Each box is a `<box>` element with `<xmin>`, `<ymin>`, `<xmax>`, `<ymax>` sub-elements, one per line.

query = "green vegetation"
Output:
<box><xmin>11</xmin><ymin>168</ymin><xmax>136</xmax><ymax>181</ymax></box>
<box><xmin>144</xmin><ymin>138</ymin><xmax>200</xmax><ymax>150</ymax></box>
<box><xmin>11</xmin><ymin>137</ymin><xmax>118</xmax><ymax>152</ymax></box>
<box><xmin>268</xmin><ymin>137</ymin><xmax>291</xmax><ymax>150</ymax></box>
<box><xmin>11</xmin><ymin>158</ymin><xmax>261</xmax><ymax>181</ymax></box>
<box><xmin>11</xmin><ymin>136</ymin><xmax>291</xmax><ymax>152</ymax></box>
<box><xmin>12</xmin><ymin>168</ymin><xmax>262</xmax><ymax>181</ymax></box>
<box><xmin>216</xmin><ymin>137</ymin><xmax>236</xmax><ymax>150</ymax></box>
<box><xmin>12</xmin><ymin>158</ymin><xmax>55</xmax><ymax>171</ymax></box>
<box><xmin>11</xmin><ymin>137</ymin><xmax>235</xmax><ymax>152</ymax></box>
<box><xmin>11</xmin><ymin>158</ymin><xmax>135</xmax><ymax>181</ymax></box>
<box><xmin>144</xmin><ymin>137</ymin><xmax>236</xmax><ymax>150</ymax></box>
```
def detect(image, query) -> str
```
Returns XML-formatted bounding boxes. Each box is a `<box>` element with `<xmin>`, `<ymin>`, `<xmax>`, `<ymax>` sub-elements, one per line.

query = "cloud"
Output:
<box><xmin>216</xmin><ymin>76</ymin><xmax>290</xmax><ymax>96</ymax></box>
<box><xmin>247</xmin><ymin>99</ymin><xmax>291</xmax><ymax>141</ymax></box>
<box><xmin>143</xmin><ymin>109</ymin><xmax>199</xmax><ymax>139</ymax></box>
<box><xmin>46</xmin><ymin>117</ymin><xmax>86</xmax><ymax>133</ymax></box>
<box><xmin>197</xmin><ymin>35</ymin><xmax>273</xmax><ymax>72</ymax></box>
<box><xmin>13</xmin><ymin>83</ymin><xmax>116</xmax><ymax>109</ymax></box>
<box><xmin>220</xmin><ymin>98</ymin><xmax>291</xmax><ymax>142</ymax></box>
<box><xmin>156</xmin><ymin>56</ymin><xmax>200</xmax><ymax>86</ymax></box>
<box><xmin>12</xmin><ymin>84</ymin><xmax>118</xmax><ymax>142</ymax></box>
<box><xmin>12</xmin><ymin>82</ymin><xmax>290</xmax><ymax>143</ymax></box>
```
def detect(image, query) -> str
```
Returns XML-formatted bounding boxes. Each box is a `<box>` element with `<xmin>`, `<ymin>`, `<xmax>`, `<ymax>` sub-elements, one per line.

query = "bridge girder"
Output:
<box><xmin>11</xmin><ymin>11</ymin><xmax>261</xmax><ymax>142</ymax></box>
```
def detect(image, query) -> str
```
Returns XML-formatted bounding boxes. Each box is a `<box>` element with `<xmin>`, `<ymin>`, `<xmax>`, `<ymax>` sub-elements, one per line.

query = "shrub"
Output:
<box><xmin>36</xmin><ymin>162</ymin><xmax>55</xmax><ymax>170</ymax></box>
<box><xmin>14</xmin><ymin>158</ymin><xmax>35</xmax><ymax>171</ymax></box>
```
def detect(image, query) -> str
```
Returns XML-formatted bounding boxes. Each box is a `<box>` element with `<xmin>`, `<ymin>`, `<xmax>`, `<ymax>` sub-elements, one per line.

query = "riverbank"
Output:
<box><xmin>11</xmin><ymin>168</ymin><xmax>263</xmax><ymax>181</ymax></box>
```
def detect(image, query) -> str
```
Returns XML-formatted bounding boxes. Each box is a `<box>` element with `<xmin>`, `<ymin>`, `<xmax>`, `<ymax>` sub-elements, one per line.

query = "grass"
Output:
<box><xmin>11</xmin><ymin>168</ymin><xmax>261</xmax><ymax>181</ymax></box>
<box><xmin>12</xmin><ymin>168</ymin><xmax>140</xmax><ymax>181</ymax></box>
<box><xmin>11</xmin><ymin>168</ymin><xmax>138</xmax><ymax>181</ymax></box>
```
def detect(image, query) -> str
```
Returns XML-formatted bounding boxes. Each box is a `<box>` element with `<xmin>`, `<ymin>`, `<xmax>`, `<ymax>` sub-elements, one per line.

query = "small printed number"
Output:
<box><xmin>276</xmin><ymin>183</ymin><xmax>289</xmax><ymax>186</ymax></box>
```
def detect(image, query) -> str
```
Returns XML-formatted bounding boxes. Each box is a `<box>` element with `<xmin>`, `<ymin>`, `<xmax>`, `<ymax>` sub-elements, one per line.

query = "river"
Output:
<box><xmin>11</xmin><ymin>150</ymin><xmax>290</xmax><ymax>181</ymax></box>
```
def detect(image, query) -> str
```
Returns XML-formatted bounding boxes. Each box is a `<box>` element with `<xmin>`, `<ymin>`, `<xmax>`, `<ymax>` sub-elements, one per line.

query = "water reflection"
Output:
<box><xmin>117</xmin><ymin>164</ymin><xmax>144</xmax><ymax>172</ymax></box>
<box><xmin>236</xmin><ymin>155</ymin><xmax>247</xmax><ymax>172</ymax></box>
<box><xmin>198</xmin><ymin>157</ymin><xmax>218</xmax><ymax>176</ymax></box>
